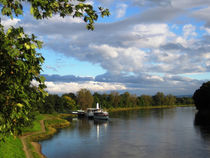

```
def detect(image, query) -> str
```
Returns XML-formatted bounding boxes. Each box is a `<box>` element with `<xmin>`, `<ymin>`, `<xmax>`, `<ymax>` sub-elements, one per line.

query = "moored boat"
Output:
<box><xmin>85</xmin><ymin>108</ymin><xmax>97</xmax><ymax>118</ymax></box>
<box><xmin>93</xmin><ymin>103</ymin><xmax>109</xmax><ymax>120</ymax></box>
<box><xmin>77</xmin><ymin>110</ymin><xmax>85</xmax><ymax>117</ymax></box>
<box><xmin>94</xmin><ymin>110</ymin><xmax>109</xmax><ymax>120</ymax></box>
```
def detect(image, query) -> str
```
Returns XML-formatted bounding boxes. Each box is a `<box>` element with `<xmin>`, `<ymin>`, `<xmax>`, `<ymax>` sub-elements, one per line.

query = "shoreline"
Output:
<box><xmin>21</xmin><ymin>106</ymin><xmax>194</xmax><ymax>158</ymax></box>
<box><xmin>20</xmin><ymin>114</ymin><xmax>75</xmax><ymax>158</ymax></box>
<box><xmin>108</xmin><ymin>104</ymin><xmax>194</xmax><ymax>112</ymax></box>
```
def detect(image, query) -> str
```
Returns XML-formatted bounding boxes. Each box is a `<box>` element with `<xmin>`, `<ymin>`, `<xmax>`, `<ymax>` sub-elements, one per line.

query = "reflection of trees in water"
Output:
<box><xmin>78</xmin><ymin>118</ymin><xmax>91</xmax><ymax>137</ymax></box>
<box><xmin>110</xmin><ymin>110</ymin><xmax>151</xmax><ymax>120</ymax></box>
<box><xmin>111</xmin><ymin>108</ymin><xmax>176</xmax><ymax>121</ymax></box>
<box><xmin>194</xmin><ymin>111</ymin><xmax>210</xmax><ymax>142</ymax></box>
<box><xmin>194</xmin><ymin>111</ymin><xmax>210</xmax><ymax>126</ymax></box>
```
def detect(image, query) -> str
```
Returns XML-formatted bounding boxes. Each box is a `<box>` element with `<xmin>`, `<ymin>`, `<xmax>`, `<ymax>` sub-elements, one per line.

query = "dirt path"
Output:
<box><xmin>20</xmin><ymin>120</ymin><xmax>46</xmax><ymax>158</ymax></box>
<box><xmin>20</xmin><ymin>135</ymin><xmax>31</xmax><ymax>158</ymax></box>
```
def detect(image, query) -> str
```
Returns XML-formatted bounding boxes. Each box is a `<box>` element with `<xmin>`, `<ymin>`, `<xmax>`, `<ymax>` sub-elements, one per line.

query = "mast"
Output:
<box><xmin>96</xmin><ymin>102</ymin><xmax>100</xmax><ymax>109</ymax></box>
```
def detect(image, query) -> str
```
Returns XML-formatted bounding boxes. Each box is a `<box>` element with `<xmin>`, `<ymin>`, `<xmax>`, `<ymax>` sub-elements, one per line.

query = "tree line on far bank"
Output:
<box><xmin>36</xmin><ymin>89</ymin><xmax>194</xmax><ymax>114</ymax></box>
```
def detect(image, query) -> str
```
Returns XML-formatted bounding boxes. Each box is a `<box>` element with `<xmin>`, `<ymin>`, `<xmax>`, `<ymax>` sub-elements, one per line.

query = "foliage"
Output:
<box><xmin>0</xmin><ymin>0</ymin><xmax>109</xmax><ymax>140</ymax></box>
<box><xmin>0</xmin><ymin>0</ymin><xmax>110</xmax><ymax>30</ymax></box>
<box><xmin>77</xmin><ymin>89</ymin><xmax>94</xmax><ymax>109</ymax></box>
<box><xmin>22</xmin><ymin>114</ymin><xmax>44</xmax><ymax>133</ymax></box>
<box><xmin>165</xmin><ymin>94</ymin><xmax>176</xmax><ymax>105</ymax></box>
<box><xmin>140</xmin><ymin>95</ymin><xmax>153</xmax><ymax>106</ymax></box>
<box><xmin>153</xmin><ymin>92</ymin><xmax>165</xmax><ymax>106</ymax></box>
<box><xmin>62</xmin><ymin>95</ymin><xmax>77</xmax><ymax>111</ymax></box>
<box><xmin>36</xmin><ymin>90</ymin><xmax>193</xmax><ymax>114</ymax></box>
<box><xmin>37</xmin><ymin>94</ymin><xmax>77</xmax><ymax>114</ymax></box>
<box><xmin>0</xmin><ymin>25</ymin><xmax>47</xmax><ymax>140</ymax></box>
<box><xmin>176</xmin><ymin>96</ymin><xmax>193</xmax><ymax>105</ymax></box>
<box><xmin>193</xmin><ymin>81</ymin><xmax>210</xmax><ymax>111</ymax></box>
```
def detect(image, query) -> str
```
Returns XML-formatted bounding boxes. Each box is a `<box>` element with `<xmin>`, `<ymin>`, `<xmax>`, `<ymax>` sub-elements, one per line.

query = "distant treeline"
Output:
<box><xmin>35</xmin><ymin>89</ymin><xmax>193</xmax><ymax>114</ymax></box>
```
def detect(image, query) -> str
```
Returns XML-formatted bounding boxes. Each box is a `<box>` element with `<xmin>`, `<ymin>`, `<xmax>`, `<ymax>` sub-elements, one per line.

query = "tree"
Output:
<box><xmin>0</xmin><ymin>0</ymin><xmax>109</xmax><ymax>139</ymax></box>
<box><xmin>141</xmin><ymin>95</ymin><xmax>153</xmax><ymax>106</ymax></box>
<box><xmin>77</xmin><ymin>89</ymin><xmax>93</xmax><ymax>109</ymax></box>
<box><xmin>0</xmin><ymin>0</ymin><xmax>110</xmax><ymax>30</ymax></box>
<box><xmin>63</xmin><ymin>92</ymin><xmax>77</xmax><ymax>103</ymax></box>
<box><xmin>153</xmin><ymin>92</ymin><xmax>165</xmax><ymax>106</ymax></box>
<box><xmin>111</xmin><ymin>92</ymin><xmax>120</xmax><ymax>108</ymax></box>
<box><xmin>62</xmin><ymin>96</ymin><xmax>77</xmax><ymax>112</ymax></box>
<box><xmin>164</xmin><ymin>94</ymin><xmax>176</xmax><ymax>105</ymax></box>
<box><xmin>0</xmin><ymin>26</ymin><xmax>47</xmax><ymax>139</ymax></box>
<box><xmin>193</xmin><ymin>81</ymin><xmax>210</xmax><ymax>111</ymax></box>
<box><xmin>41</xmin><ymin>95</ymin><xmax>56</xmax><ymax>114</ymax></box>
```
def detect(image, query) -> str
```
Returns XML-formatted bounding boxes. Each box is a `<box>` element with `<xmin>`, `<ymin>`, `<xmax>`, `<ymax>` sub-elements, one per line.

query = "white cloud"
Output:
<box><xmin>88</xmin><ymin>44</ymin><xmax>146</xmax><ymax>73</ymax></box>
<box><xmin>116</xmin><ymin>3</ymin><xmax>128</xmax><ymax>18</ymax></box>
<box><xmin>1</xmin><ymin>18</ymin><xmax>20</xmax><ymax>29</ymax></box>
<box><xmin>15</xmin><ymin>0</ymin><xmax>210</xmax><ymax>95</ymax></box>
<box><xmin>20</xmin><ymin>14</ymin><xmax>210</xmax><ymax>76</ymax></box>
<box><xmin>201</xmin><ymin>27</ymin><xmax>210</xmax><ymax>34</ymax></box>
<box><xmin>203</xmin><ymin>53</ymin><xmax>210</xmax><ymax>59</ymax></box>
<box><xmin>40</xmin><ymin>73</ymin><xmax>203</xmax><ymax>95</ymax></box>
<box><xmin>183</xmin><ymin>24</ymin><xmax>197</xmax><ymax>39</ymax></box>
<box><xmin>125</xmin><ymin>24</ymin><xmax>175</xmax><ymax>48</ymax></box>
<box><xmin>45</xmin><ymin>81</ymin><xmax>126</xmax><ymax>94</ymax></box>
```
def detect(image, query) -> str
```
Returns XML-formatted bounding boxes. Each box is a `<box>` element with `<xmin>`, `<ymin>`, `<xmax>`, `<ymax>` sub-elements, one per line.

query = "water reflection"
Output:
<box><xmin>94</xmin><ymin>120</ymin><xmax>108</xmax><ymax>141</ymax></box>
<box><xmin>110</xmin><ymin>108</ymin><xmax>176</xmax><ymax>121</ymax></box>
<box><xmin>194</xmin><ymin>111</ymin><xmax>210</xmax><ymax>142</ymax></box>
<box><xmin>77</xmin><ymin>118</ymin><xmax>91</xmax><ymax>137</ymax></box>
<box><xmin>41</xmin><ymin>107</ymin><xmax>210</xmax><ymax>158</ymax></box>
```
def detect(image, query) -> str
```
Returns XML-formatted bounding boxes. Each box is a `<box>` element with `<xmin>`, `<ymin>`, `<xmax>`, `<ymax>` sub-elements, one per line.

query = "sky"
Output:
<box><xmin>2</xmin><ymin>0</ymin><xmax>210</xmax><ymax>95</ymax></box>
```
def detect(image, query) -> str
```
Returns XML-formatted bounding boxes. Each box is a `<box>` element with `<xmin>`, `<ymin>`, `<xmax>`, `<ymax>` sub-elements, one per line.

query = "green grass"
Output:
<box><xmin>22</xmin><ymin>114</ymin><xmax>45</xmax><ymax>133</ymax></box>
<box><xmin>0</xmin><ymin>114</ymin><xmax>72</xmax><ymax>158</ymax></box>
<box><xmin>0</xmin><ymin>136</ymin><xmax>26</xmax><ymax>158</ymax></box>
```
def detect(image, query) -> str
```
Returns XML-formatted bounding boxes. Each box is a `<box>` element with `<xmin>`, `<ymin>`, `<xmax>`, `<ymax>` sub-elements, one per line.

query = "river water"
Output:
<box><xmin>40</xmin><ymin>107</ymin><xmax>210</xmax><ymax>158</ymax></box>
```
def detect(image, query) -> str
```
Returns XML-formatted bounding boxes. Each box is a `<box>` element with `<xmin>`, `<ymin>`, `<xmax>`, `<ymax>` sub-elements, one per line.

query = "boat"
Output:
<box><xmin>85</xmin><ymin>108</ymin><xmax>97</xmax><ymax>118</ymax></box>
<box><xmin>93</xmin><ymin>103</ymin><xmax>109</xmax><ymax>120</ymax></box>
<box><xmin>77</xmin><ymin>110</ymin><xmax>85</xmax><ymax>117</ymax></box>
<box><xmin>94</xmin><ymin>110</ymin><xmax>109</xmax><ymax>120</ymax></box>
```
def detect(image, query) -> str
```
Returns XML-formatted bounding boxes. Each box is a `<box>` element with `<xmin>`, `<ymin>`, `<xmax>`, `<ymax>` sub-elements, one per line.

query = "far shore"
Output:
<box><xmin>107</xmin><ymin>104</ymin><xmax>194</xmax><ymax>112</ymax></box>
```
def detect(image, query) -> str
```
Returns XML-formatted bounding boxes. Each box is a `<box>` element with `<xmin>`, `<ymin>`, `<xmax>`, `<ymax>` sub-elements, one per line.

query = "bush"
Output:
<box><xmin>193</xmin><ymin>81</ymin><xmax>210</xmax><ymax>111</ymax></box>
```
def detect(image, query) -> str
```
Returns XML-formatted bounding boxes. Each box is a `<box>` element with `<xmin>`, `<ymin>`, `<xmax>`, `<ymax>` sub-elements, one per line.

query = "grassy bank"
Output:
<box><xmin>29</xmin><ymin>114</ymin><xmax>71</xmax><ymax>142</ymax></box>
<box><xmin>26</xmin><ymin>114</ymin><xmax>75</xmax><ymax>158</ymax></box>
<box><xmin>0</xmin><ymin>136</ymin><xmax>26</xmax><ymax>158</ymax></box>
<box><xmin>0</xmin><ymin>113</ymin><xmax>75</xmax><ymax>158</ymax></box>
<box><xmin>22</xmin><ymin>115</ymin><xmax>45</xmax><ymax>133</ymax></box>
<box><xmin>108</xmin><ymin>104</ymin><xmax>194</xmax><ymax>112</ymax></box>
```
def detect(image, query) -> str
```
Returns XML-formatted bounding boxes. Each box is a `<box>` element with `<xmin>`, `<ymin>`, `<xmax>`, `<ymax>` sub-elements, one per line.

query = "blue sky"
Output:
<box><xmin>2</xmin><ymin>0</ymin><xmax>210</xmax><ymax>95</ymax></box>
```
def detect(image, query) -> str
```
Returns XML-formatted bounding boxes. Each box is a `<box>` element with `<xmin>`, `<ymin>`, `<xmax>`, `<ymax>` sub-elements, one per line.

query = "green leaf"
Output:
<box><xmin>24</xmin><ymin>43</ymin><xmax>31</xmax><ymax>50</ymax></box>
<box><xmin>31</xmin><ymin>44</ymin><xmax>37</xmax><ymax>49</ymax></box>
<box><xmin>16</xmin><ymin>103</ymin><xmax>24</xmax><ymax>108</ymax></box>
<box><xmin>30</xmin><ymin>7</ymin><xmax>34</xmax><ymax>15</ymax></box>
<box><xmin>40</xmin><ymin>76</ymin><xmax>46</xmax><ymax>83</ymax></box>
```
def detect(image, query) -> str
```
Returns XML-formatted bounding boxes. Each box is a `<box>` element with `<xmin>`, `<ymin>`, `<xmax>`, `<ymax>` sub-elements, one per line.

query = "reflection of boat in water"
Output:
<box><xmin>94</xmin><ymin>119</ymin><xmax>109</xmax><ymax>125</ymax></box>
<box><xmin>93</xmin><ymin>103</ymin><xmax>109</xmax><ymax>120</ymax></box>
<box><xmin>94</xmin><ymin>118</ymin><xmax>109</xmax><ymax>141</ymax></box>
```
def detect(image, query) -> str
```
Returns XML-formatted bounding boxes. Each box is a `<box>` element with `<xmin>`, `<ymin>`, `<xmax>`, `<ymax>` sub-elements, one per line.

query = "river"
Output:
<box><xmin>40</xmin><ymin>107</ymin><xmax>210</xmax><ymax>158</ymax></box>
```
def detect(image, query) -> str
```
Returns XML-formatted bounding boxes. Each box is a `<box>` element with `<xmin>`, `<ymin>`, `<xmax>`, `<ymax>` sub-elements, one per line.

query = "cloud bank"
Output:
<box><xmin>2</xmin><ymin>0</ymin><xmax>210</xmax><ymax>95</ymax></box>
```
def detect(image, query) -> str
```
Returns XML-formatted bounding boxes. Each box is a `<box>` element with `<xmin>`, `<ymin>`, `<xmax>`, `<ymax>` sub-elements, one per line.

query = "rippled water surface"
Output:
<box><xmin>40</xmin><ymin>107</ymin><xmax>210</xmax><ymax>158</ymax></box>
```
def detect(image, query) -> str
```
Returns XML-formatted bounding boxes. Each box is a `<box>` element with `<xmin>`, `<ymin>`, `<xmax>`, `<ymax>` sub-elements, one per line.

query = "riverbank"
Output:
<box><xmin>0</xmin><ymin>113</ymin><xmax>75</xmax><ymax>158</ymax></box>
<box><xmin>108</xmin><ymin>104</ymin><xmax>194</xmax><ymax>112</ymax></box>
<box><xmin>0</xmin><ymin>105</ymin><xmax>194</xmax><ymax>158</ymax></box>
